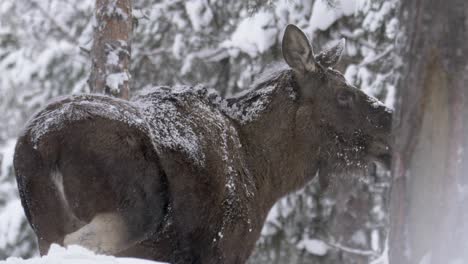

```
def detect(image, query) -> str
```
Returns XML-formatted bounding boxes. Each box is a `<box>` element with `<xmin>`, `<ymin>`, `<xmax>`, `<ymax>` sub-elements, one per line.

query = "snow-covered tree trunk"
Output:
<box><xmin>389</xmin><ymin>0</ymin><xmax>468</xmax><ymax>263</ymax></box>
<box><xmin>89</xmin><ymin>0</ymin><xmax>132</xmax><ymax>99</ymax></box>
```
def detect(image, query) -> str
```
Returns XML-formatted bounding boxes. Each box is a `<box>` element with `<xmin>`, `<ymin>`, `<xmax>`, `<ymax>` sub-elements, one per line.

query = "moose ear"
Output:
<box><xmin>315</xmin><ymin>38</ymin><xmax>346</xmax><ymax>68</ymax></box>
<box><xmin>282</xmin><ymin>24</ymin><xmax>317</xmax><ymax>73</ymax></box>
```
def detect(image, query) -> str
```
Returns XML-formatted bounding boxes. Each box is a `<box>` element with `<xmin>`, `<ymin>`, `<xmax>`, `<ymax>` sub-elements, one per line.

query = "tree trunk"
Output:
<box><xmin>89</xmin><ymin>0</ymin><xmax>132</xmax><ymax>99</ymax></box>
<box><xmin>389</xmin><ymin>0</ymin><xmax>468</xmax><ymax>263</ymax></box>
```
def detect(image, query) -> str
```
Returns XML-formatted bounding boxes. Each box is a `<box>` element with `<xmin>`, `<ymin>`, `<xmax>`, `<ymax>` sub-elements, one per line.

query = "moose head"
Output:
<box><xmin>14</xmin><ymin>24</ymin><xmax>392</xmax><ymax>264</ymax></box>
<box><xmin>281</xmin><ymin>24</ymin><xmax>392</xmax><ymax>174</ymax></box>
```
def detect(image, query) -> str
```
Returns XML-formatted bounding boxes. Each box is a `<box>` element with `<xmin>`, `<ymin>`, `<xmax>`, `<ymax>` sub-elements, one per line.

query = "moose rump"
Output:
<box><xmin>14</xmin><ymin>87</ymin><xmax>256</xmax><ymax>262</ymax></box>
<box><xmin>14</xmin><ymin>95</ymin><xmax>167</xmax><ymax>255</ymax></box>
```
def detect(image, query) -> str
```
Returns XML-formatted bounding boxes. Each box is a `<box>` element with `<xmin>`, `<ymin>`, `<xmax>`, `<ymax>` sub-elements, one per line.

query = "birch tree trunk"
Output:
<box><xmin>389</xmin><ymin>0</ymin><xmax>468</xmax><ymax>263</ymax></box>
<box><xmin>89</xmin><ymin>0</ymin><xmax>132</xmax><ymax>99</ymax></box>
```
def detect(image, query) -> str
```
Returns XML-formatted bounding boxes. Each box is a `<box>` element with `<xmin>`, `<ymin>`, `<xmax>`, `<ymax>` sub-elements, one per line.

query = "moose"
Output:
<box><xmin>14</xmin><ymin>25</ymin><xmax>392</xmax><ymax>264</ymax></box>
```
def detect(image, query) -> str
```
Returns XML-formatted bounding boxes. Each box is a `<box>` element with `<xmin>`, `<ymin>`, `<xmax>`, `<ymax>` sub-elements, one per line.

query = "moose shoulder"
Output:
<box><xmin>14</xmin><ymin>25</ymin><xmax>392</xmax><ymax>264</ymax></box>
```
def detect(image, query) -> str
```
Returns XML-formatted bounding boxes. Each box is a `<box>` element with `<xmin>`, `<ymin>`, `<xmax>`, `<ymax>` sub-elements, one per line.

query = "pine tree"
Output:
<box><xmin>389</xmin><ymin>0</ymin><xmax>468</xmax><ymax>262</ymax></box>
<box><xmin>89</xmin><ymin>0</ymin><xmax>132</xmax><ymax>99</ymax></box>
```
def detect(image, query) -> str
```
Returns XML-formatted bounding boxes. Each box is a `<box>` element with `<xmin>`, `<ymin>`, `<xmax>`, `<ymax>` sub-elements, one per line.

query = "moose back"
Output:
<box><xmin>14</xmin><ymin>25</ymin><xmax>392</xmax><ymax>264</ymax></box>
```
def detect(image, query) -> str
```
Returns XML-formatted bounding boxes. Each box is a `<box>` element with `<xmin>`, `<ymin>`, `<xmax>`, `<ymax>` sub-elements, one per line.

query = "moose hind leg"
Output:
<box><xmin>61</xmin><ymin>119</ymin><xmax>167</xmax><ymax>255</ymax></box>
<box><xmin>14</xmin><ymin>138</ymin><xmax>86</xmax><ymax>255</ymax></box>
<box><xmin>64</xmin><ymin>212</ymin><xmax>130</xmax><ymax>255</ymax></box>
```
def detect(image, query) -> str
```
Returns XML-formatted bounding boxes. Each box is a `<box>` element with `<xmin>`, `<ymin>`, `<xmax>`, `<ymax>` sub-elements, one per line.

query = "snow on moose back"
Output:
<box><xmin>13</xmin><ymin>25</ymin><xmax>392</xmax><ymax>264</ymax></box>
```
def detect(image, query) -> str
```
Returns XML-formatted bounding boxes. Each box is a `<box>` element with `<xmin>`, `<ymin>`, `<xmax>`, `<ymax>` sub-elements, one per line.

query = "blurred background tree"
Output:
<box><xmin>389</xmin><ymin>0</ymin><xmax>468</xmax><ymax>263</ymax></box>
<box><xmin>0</xmin><ymin>0</ymin><xmax>398</xmax><ymax>262</ymax></box>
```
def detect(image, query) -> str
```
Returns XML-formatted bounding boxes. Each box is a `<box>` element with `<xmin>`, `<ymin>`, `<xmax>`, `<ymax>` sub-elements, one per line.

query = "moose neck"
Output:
<box><xmin>232</xmin><ymin>75</ymin><xmax>321</xmax><ymax>209</ymax></box>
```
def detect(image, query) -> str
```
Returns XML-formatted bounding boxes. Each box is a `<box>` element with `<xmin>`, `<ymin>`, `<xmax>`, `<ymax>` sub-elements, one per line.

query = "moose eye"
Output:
<box><xmin>336</xmin><ymin>90</ymin><xmax>355</xmax><ymax>108</ymax></box>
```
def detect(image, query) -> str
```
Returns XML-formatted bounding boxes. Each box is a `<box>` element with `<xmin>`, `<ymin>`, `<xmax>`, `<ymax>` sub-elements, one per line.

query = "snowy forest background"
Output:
<box><xmin>0</xmin><ymin>0</ymin><xmax>398</xmax><ymax>263</ymax></box>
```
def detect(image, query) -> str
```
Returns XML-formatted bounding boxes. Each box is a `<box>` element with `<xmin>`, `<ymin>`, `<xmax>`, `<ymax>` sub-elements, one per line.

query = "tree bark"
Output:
<box><xmin>89</xmin><ymin>0</ymin><xmax>132</xmax><ymax>99</ymax></box>
<box><xmin>389</xmin><ymin>0</ymin><xmax>468</xmax><ymax>263</ymax></box>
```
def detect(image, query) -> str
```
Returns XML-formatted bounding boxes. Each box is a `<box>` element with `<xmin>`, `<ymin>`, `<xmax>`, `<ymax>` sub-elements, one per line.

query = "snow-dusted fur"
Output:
<box><xmin>13</xmin><ymin>25</ymin><xmax>392</xmax><ymax>264</ymax></box>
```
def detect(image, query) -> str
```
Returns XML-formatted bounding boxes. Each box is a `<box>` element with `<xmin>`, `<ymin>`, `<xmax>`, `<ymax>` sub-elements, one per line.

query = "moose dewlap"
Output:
<box><xmin>13</xmin><ymin>25</ymin><xmax>392</xmax><ymax>264</ymax></box>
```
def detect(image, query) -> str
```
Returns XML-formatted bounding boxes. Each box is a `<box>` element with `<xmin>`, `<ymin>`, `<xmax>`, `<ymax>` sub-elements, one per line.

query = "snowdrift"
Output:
<box><xmin>0</xmin><ymin>244</ymin><xmax>168</xmax><ymax>264</ymax></box>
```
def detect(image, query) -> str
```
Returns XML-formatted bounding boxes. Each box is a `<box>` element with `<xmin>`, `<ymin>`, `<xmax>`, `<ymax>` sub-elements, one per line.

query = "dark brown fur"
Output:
<box><xmin>14</xmin><ymin>25</ymin><xmax>392</xmax><ymax>264</ymax></box>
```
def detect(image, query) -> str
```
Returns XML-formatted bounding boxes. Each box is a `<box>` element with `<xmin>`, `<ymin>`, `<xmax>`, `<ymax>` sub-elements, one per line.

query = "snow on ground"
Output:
<box><xmin>1</xmin><ymin>244</ymin><xmax>168</xmax><ymax>264</ymax></box>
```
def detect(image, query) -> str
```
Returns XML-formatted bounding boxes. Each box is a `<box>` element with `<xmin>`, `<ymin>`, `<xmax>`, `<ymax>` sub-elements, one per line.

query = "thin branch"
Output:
<box><xmin>359</xmin><ymin>45</ymin><xmax>394</xmax><ymax>67</ymax></box>
<box><xmin>326</xmin><ymin>241</ymin><xmax>379</xmax><ymax>257</ymax></box>
<box><xmin>340</xmin><ymin>30</ymin><xmax>378</xmax><ymax>50</ymax></box>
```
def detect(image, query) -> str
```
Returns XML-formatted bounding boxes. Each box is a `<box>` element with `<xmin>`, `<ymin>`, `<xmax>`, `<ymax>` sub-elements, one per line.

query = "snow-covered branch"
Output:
<box><xmin>326</xmin><ymin>241</ymin><xmax>379</xmax><ymax>257</ymax></box>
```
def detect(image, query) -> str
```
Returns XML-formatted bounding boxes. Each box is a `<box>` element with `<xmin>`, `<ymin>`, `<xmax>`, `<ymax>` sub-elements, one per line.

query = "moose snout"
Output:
<box><xmin>369</xmin><ymin>103</ymin><xmax>393</xmax><ymax>132</ymax></box>
<box><xmin>381</xmin><ymin>107</ymin><xmax>393</xmax><ymax>132</ymax></box>
<box><xmin>371</xmin><ymin>106</ymin><xmax>393</xmax><ymax>169</ymax></box>
<box><xmin>371</xmin><ymin>139</ymin><xmax>392</xmax><ymax>168</ymax></box>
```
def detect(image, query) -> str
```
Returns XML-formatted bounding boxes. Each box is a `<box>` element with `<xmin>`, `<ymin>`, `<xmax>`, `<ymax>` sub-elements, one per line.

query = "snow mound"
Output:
<box><xmin>1</xmin><ymin>244</ymin><xmax>167</xmax><ymax>264</ymax></box>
